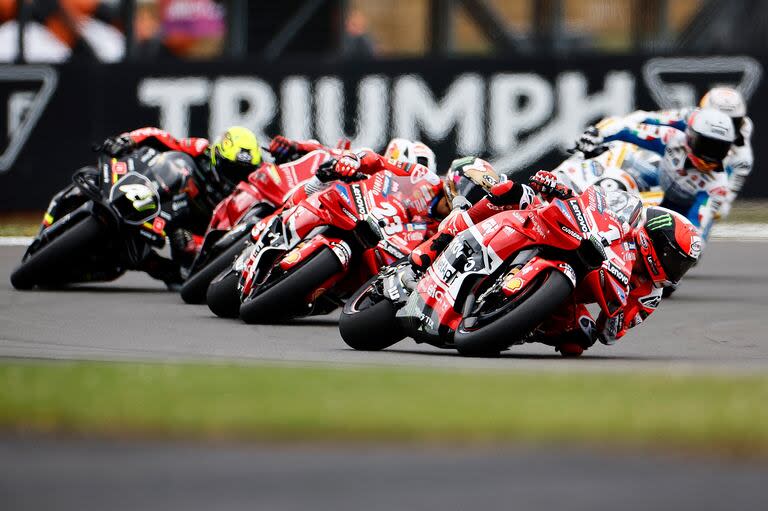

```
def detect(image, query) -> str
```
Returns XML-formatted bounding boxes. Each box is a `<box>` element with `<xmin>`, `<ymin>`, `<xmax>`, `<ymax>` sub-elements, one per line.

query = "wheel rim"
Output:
<box><xmin>459</xmin><ymin>272</ymin><xmax>549</xmax><ymax>333</ymax></box>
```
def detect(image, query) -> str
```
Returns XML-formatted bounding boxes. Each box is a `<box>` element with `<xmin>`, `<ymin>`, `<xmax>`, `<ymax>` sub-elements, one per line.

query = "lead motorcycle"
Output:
<box><xmin>206</xmin><ymin>166</ymin><xmax>438</xmax><ymax>321</ymax></box>
<box><xmin>11</xmin><ymin>147</ymin><xmax>209</xmax><ymax>289</ymax></box>
<box><xmin>180</xmin><ymin>149</ymin><xmax>332</xmax><ymax>303</ymax></box>
<box><xmin>339</xmin><ymin>186</ymin><xmax>640</xmax><ymax>357</ymax></box>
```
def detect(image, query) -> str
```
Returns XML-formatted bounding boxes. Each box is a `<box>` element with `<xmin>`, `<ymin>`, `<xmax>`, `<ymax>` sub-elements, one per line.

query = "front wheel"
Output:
<box><xmin>10</xmin><ymin>216</ymin><xmax>104</xmax><ymax>290</ymax></box>
<box><xmin>454</xmin><ymin>270</ymin><xmax>572</xmax><ymax>357</ymax></box>
<box><xmin>181</xmin><ymin>234</ymin><xmax>249</xmax><ymax>304</ymax></box>
<box><xmin>206</xmin><ymin>269</ymin><xmax>242</xmax><ymax>318</ymax></box>
<box><xmin>339</xmin><ymin>277</ymin><xmax>403</xmax><ymax>351</ymax></box>
<box><xmin>239</xmin><ymin>247</ymin><xmax>342</xmax><ymax>324</ymax></box>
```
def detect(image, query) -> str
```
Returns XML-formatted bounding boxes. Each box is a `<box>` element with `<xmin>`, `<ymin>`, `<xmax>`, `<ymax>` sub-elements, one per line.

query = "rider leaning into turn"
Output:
<box><xmin>614</xmin><ymin>87</ymin><xmax>754</xmax><ymax>219</ymax></box>
<box><xmin>408</xmin><ymin>168</ymin><xmax>702</xmax><ymax>356</ymax></box>
<box><xmin>269</xmin><ymin>136</ymin><xmax>486</xmax><ymax>226</ymax></box>
<box><xmin>99</xmin><ymin>126</ymin><xmax>264</xmax><ymax>285</ymax></box>
<box><xmin>576</xmin><ymin>106</ymin><xmax>736</xmax><ymax>241</ymax></box>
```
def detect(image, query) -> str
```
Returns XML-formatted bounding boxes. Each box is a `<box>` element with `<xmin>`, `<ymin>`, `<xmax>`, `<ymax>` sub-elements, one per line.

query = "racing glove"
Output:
<box><xmin>98</xmin><ymin>134</ymin><xmax>135</xmax><ymax>157</ymax></box>
<box><xmin>573</xmin><ymin>126</ymin><xmax>604</xmax><ymax>157</ymax></box>
<box><xmin>268</xmin><ymin>135</ymin><xmax>300</xmax><ymax>164</ymax></box>
<box><xmin>528</xmin><ymin>170</ymin><xmax>573</xmax><ymax>200</ymax></box>
<box><xmin>316</xmin><ymin>152</ymin><xmax>366</xmax><ymax>183</ymax></box>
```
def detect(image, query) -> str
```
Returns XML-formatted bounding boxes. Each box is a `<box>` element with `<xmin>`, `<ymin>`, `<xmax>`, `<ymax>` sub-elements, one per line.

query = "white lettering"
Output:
<box><xmin>393</xmin><ymin>73</ymin><xmax>483</xmax><ymax>154</ymax></box>
<box><xmin>209</xmin><ymin>77</ymin><xmax>276</xmax><ymax>144</ymax></box>
<box><xmin>138</xmin><ymin>77</ymin><xmax>210</xmax><ymax>137</ymax></box>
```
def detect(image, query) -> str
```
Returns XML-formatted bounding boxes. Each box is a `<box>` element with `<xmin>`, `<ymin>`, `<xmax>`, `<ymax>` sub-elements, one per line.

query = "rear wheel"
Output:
<box><xmin>239</xmin><ymin>247</ymin><xmax>341</xmax><ymax>324</ymax></box>
<box><xmin>181</xmin><ymin>234</ymin><xmax>249</xmax><ymax>304</ymax></box>
<box><xmin>454</xmin><ymin>270</ymin><xmax>572</xmax><ymax>357</ymax></box>
<box><xmin>10</xmin><ymin>216</ymin><xmax>104</xmax><ymax>290</ymax></box>
<box><xmin>339</xmin><ymin>278</ymin><xmax>403</xmax><ymax>351</ymax></box>
<box><xmin>206</xmin><ymin>269</ymin><xmax>242</xmax><ymax>318</ymax></box>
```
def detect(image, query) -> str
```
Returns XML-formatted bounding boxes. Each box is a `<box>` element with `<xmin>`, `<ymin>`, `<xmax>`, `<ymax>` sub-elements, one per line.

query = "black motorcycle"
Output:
<box><xmin>11</xmin><ymin>147</ymin><xmax>209</xmax><ymax>289</ymax></box>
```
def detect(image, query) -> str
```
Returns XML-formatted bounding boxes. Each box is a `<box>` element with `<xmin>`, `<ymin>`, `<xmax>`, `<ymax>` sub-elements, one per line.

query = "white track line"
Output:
<box><xmin>0</xmin><ymin>236</ymin><xmax>33</xmax><ymax>246</ymax></box>
<box><xmin>0</xmin><ymin>223</ymin><xmax>766</xmax><ymax>247</ymax></box>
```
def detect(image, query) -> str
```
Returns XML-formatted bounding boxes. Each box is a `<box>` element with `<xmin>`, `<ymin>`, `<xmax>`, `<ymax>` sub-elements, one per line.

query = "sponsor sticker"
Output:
<box><xmin>504</xmin><ymin>276</ymin><xmax>524</xmax><ymax>292</ymax></box>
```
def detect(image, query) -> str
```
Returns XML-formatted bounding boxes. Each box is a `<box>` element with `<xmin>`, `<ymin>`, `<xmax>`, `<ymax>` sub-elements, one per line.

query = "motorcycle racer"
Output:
<box><xmin>575</xmin><ymin>108</ymin><xmax>735</xmax><ymax>240</ymax></box>
<box><xmin>100</xmin><ymin>126</ymin><xmax>264</xmax><ymax>207</ymax></box>
<box><xmin>280</xmin><ymin>138</ymin><xmax>448</xmax><ymax>221</ymax></box>
<box><xmin>580</xmin><ymin>87</ymin><xmax>753</xmax><ymax>219</ymax></box>
<box><xmin>407</xmin><ymin>169</ymin><xmax>701</xmax><ymax>355</ymax></box>
<box><xmin>94</xmin><ymin>126</ymin><xmax>264</xmax><ymax>286</ymax></box>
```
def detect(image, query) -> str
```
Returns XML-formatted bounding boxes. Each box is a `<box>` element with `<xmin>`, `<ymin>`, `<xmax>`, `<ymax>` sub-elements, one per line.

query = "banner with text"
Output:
<box><xmin>0</xmin><ymin>55</ymin><xmax>764</xmax><ymax>210</ymax></box>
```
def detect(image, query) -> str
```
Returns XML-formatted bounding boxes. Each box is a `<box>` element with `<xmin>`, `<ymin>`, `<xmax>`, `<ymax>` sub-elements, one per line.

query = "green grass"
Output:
<box><xmin>725</xmin><ymin>200</ymin><xmax>768</xmax><ymax>223</ymax></box>
<box><xmin>1</xmin><ymin>360</ymin><xmax>767</xmax><ymax>456</ymax></box>
<box><xmin>0</xmin><ymin>213</ymin><xmax>40</xmax><ymax>236</ymax></box>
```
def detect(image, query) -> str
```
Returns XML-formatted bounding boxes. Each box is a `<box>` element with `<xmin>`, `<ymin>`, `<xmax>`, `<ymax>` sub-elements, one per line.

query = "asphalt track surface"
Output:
<box><xmin>3</xmin><ymin>437</ymin><xmax>768</xmax><ymax>511</ymax></box>
<box><xmin>1</xmin><ymin>241</ymin><xmax>766</xmax><ymax>371</ymax></box>
<box><xmin>2</xmin><ymin>242</ymin><xmax>768</xmax><ymax>509</ymax></box>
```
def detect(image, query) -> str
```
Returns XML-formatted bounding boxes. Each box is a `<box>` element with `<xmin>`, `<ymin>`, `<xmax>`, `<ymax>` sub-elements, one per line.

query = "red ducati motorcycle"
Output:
<box><xmin>340</xmin><ymin>187</ymin><xmax>640</xmax><ymax>356</ymax></box>
<box><xmin>180</xmin><ymin>149</ymin><xmax>331</xmax><ymax>303</ymax></box>
<box><xmin>206</xmin><ymin>168</ymin><xmax>438</xmax><ymax>321</ymax></box>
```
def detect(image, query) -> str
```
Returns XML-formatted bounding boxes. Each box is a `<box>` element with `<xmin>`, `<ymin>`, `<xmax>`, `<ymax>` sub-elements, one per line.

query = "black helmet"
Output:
<box><xmin>636</xmin><ymin>207</ymin><xmax>702</xmax><ymax>287</ymax></box>
<box><xmin>442</xmin><ymin>157</ymin><xmax>503</xmax><ymax>208</ymax></box>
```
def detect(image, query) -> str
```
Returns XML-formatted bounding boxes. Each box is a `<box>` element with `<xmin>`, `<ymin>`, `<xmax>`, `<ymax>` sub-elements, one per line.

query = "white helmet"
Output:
<box><xmin>699</xmin><ymin>87</ymin><xmax>747</xmax><ymax>118</ymax></box>
<box><xmin>384</xmin><ymin>138</ymin><xmax>437</xmax><ymax>174</ymax></box>
<box><xmin>685</xmin><ymin>108</ymin><xmax>736</xmax><ymax>171</ymax></box>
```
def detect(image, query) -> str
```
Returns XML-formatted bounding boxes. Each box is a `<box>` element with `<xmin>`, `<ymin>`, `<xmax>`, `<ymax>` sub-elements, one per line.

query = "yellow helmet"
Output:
<box><xmin>210</xmin><ymin>126</ymin><xmax>262</xmax><ymax>186</ymax></box>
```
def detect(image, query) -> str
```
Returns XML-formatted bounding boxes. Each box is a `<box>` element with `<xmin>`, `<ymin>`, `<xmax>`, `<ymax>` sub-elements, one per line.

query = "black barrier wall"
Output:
<box><xmin>0</xmin><ymin>55</ymin><xmax>764</xmax><ymax>210</ymax></box>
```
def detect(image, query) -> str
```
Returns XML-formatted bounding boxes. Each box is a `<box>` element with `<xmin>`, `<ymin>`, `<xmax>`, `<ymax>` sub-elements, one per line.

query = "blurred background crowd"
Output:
<box><xmin>1</xmin><ymin>0</ymin><xmax>767</xmax><ymax>63</ymax></box>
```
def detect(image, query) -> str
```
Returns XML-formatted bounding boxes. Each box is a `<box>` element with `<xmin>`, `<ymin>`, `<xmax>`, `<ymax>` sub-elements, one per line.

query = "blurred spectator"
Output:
<box><xmin>342</xmin><ymin>8</ymin><xmax>375</xmax><ymax>57</ymax></box>
<box><xmin>0</xmin><ymin>0</ymin><xmax>125</xmax><ymax>63</ymax></box>
<box><xmin>160</xmin><ymin>0</ymin><xmax>225</xmax><ymax>59</ymax></box>
<box><xmin>134</xmin><ymin>0</ymin><xmax>174</xmax><ymax>59</ymax></box>
<box><xmin>0</xmin><ymin>0</ymin><xmax>71</xmax><ymax>62</ymax></box>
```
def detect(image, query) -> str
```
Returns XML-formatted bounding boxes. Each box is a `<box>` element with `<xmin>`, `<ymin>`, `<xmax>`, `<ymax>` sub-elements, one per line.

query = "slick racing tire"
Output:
<box><xmin>339</xmin><ymin>277</ymin><xmax>403</xmax><ymax>351</ymax></box>
<box><xmin>454</xmin><ymin>270</ymin><xmax>572</xmax><ymax>357</ymax></box>
<box><xmin>181</xmin><ymin>234</ymin><xmax>249</xmax><ymax>304</ymax></box>
<box><xmin>239</xmin><ymin>247</ymin><xmax>341</xmax><ymax>324</ymax></box>
<box><xmin>10</xmin><ymin>216</ymin><xmax>103</xmax><ymax>290</ymax></box>
<box><xmin>206</xmin><ymin>269</ymin><xmax>242</xmax><ymax>319</ymax></box>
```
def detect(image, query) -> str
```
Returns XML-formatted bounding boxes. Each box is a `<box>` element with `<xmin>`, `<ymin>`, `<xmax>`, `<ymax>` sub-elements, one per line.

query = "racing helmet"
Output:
<box><xmin>384</xmin><ymin>138</ymin><xmax>437</xmax><ymax>174</ymax></box>
<box><xmin>635</xmin><ymin>207</ymin><xmax>701</xmax><ymax>287</ymax></box>
<box><xmin>684</xmin><ymin>108</ymin><xmax>735</xmax><ymax>172</ymax></box>
<box><xmin>699</xmin><ymin>87</ymin><xmax>747</xmax><ymax>145</ymax></box>
<box><xmin>443</xmin><ymin>157</ymin><xmax>503</xmax><ymax>208</ymax></box>
<box><xmin>210</xmin><ymin>126</ymin><xmax>262</xmax><ymax>187</ymax></box>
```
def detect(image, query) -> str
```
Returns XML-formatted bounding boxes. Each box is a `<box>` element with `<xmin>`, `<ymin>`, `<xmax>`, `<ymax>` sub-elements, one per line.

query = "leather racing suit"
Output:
<box><xmin>618</xmin><ymin>109</ymin><xmax>754</xmax><ymax>218</ymax></box>
<box><xmin>593</xmin><ymin>118</ymin><xmax>729</xmax><ymax>238</ymax></box>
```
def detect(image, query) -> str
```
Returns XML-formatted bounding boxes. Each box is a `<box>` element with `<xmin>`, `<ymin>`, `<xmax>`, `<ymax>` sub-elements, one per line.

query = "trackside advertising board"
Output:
<box><xmin>0</xmin><ymin>55</ymin><xmax>764</xmax><ymax>210</ymax></box>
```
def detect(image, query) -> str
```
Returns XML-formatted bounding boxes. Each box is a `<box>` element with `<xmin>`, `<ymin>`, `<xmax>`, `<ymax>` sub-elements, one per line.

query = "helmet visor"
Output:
<box><xmin>657</xmin><ymin>242</ymin><xmax>697</xmax><ymax>285</ymax></box>
<box><xmin>688</xmin><ymin>131</ymin><xmax>731</xmax><ymax>164</ymax></box>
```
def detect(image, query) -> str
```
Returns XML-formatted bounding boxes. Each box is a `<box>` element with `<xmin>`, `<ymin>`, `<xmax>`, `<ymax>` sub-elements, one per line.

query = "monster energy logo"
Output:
<box><xmin>646</xmin><ymin>214</ymin><xmax>673</xmax><ymax>231</ymax></box>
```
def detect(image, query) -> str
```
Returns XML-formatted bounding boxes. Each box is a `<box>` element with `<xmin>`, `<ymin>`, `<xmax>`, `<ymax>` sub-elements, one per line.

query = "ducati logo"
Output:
<box><xmin>643</xmin><ymin>56</ymin><xmax>763</xmax><ymax>109</ymax></box>
<box><xmin>0</xmin><ymin>66</ymin><xmax>58</xmax><ymax>173</ymax></box>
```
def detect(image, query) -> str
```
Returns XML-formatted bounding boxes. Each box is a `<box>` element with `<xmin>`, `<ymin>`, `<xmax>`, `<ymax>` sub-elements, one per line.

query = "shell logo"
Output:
<box><xmin>504</xmin><ymin>277</ymin><xmax>524</xmax><ymax>292</ymax></box>
<box><xmin>284</xmin><ymin>250</ymin><xmax>301</xmax><ymax>265</ymax></box>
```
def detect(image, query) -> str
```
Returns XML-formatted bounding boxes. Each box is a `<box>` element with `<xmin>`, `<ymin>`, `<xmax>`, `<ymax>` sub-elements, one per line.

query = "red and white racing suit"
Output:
<box><xmin>409</xmin><ymin>181</ymin><xmax>663</xmax><ymax>348</ymax></box>
<box><xmin>285</xmin><ymin>148</ymin><xmax>444</xmax><ymax>226</ymax></box>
